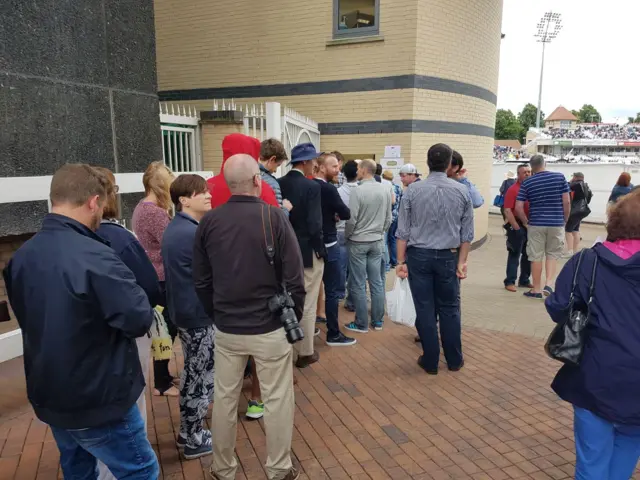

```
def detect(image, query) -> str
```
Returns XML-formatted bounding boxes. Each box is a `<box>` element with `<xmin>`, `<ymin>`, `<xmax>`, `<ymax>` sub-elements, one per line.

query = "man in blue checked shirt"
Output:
<box><xmin>396</xmin><ymin>143</ymin><xmax>474</xmax><ymax>376</ymax></box>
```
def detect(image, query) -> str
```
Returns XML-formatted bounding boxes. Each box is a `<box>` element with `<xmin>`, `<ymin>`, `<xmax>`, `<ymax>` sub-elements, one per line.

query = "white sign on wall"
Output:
<box><xmin>384</xmin><ymin>145</ymin><xmax>402</xmax><ymax>159</ymax></box>
<box><xmin>380</xmin><ymin>157</ymin><xmax>404</xmax><ymax>184</ymax></box>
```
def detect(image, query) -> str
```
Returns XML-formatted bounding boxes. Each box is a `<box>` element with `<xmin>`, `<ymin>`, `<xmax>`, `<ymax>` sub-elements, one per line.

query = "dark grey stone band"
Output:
<box><xmin>0</xmin><ymin>201</ymin><xmax>49</xmax><ymax>237</ymax></box>
<box><xmin>319</xmin><ymin>119</ymin><xmax>495</xmax><ymax>138</ymax></box>
<box><xmin>158</xmin><ymin>74</ymin><xmax>497</xmax><ymax>105</ymax></box>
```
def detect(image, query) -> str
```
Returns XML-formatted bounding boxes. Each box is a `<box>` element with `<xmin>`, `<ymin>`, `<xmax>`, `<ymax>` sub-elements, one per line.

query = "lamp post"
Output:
<box><xmin>535</xmin><ymin>12</ymin><xmax>562</xmax><ymax>129</ymax></box>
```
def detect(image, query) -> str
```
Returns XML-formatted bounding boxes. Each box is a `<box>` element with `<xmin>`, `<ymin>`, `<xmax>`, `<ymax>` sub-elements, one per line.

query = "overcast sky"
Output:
<box><xmin>497</xmin><ymin>0</ymin><xmax>639</xmax><ymax>123</ymax></box>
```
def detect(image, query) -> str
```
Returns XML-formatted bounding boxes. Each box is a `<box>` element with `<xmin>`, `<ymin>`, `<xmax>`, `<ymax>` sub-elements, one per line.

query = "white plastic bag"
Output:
<box><xmin>387</xmin><ymin>277</ymin><xmax>416</xmax><ymax>327</ymax></box>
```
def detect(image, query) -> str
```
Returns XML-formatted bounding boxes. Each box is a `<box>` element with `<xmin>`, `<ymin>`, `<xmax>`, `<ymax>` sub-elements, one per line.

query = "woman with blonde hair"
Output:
<box><xmin>132</xmin><ymin>161</ymin><xmax>179</xmax><ymax>396</ymax></box>
<box><xmin>94</xmin><ymin>167</ymin><xmax>161</xmax><ymax>480</ymax></box>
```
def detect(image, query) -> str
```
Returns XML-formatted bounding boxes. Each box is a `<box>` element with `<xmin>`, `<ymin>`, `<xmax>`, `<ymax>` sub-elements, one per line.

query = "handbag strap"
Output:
<box><xmin>569</xmin><ymin>250</ymin><xmax>586</xmax><ymax>302</ymax></box>
<box><xmin>586</xmin><ymin>254</ymin><xmax>599</xmax><ymax>304</ymax></box>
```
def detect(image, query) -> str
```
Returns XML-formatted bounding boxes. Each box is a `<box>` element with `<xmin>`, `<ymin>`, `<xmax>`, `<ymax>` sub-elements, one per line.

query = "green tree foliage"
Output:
<box><xmin>495</xmin><ymin>109</ymin><xmax>523</xmax><ymax>140</ymax></box>
<box><xmin>628</xmin><ymin>113</ymin><xmax>640</xmax><ymax>123</ymax></box>
<box><xmin>518</xmin><ymin>103</ymin><xmax>545</xmax><ymax>131</ymax></box>
<box><xmin>576</xmin><ymin>104</ymin><xmax>601</xmax><ymax>123</ymax></box>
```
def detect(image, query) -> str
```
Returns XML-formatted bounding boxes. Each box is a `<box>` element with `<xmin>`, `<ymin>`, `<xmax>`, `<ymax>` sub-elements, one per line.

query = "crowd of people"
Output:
<box><xmin>4</xmin><ymin>135</ymin><xmax>640</xmax><ymax>479</ymax></box>
<box><xmin>543</xmin><ymin>123</ymin><xmax>640</xmax><ymax>140</ymax></box>
<box><xmin>493</xmin><ymin>145</ymin><xmax>525</xmax><ymax>161</ymax></box>
<box><xmin>499</xmin><ymin>160</ymin><xmax>597</xmax><ymax>297</ymax></box>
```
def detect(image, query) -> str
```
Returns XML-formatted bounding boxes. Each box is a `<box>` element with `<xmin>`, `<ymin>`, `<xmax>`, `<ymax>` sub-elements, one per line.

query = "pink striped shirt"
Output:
<box><xmin>132</xmin><ymin>201</ymin><xmax>171</xmax><ymax>281</ymax></box>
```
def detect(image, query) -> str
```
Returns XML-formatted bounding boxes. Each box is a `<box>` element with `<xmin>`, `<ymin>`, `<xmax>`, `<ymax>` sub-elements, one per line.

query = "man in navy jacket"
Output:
<box><xmin>162</xmin><ymin>174</ymin><xmax>215</xmax><ymax>460</ymax></box>
<box><xmin>3</xmin><ymin>164</ymin><xmax>158</xmax><ymax>479</ymax></box>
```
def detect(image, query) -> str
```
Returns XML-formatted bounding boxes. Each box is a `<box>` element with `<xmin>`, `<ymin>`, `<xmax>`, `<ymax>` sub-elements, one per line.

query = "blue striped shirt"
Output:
<box><xmin>516</xmin><ymin>171</ymin><xmax>569</xmax><ymax>227</ymax></box>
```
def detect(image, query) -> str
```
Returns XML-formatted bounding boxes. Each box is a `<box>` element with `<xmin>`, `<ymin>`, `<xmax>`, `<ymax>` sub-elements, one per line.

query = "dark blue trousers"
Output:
<box><xmin>407</xmin><ymin>247</ymin><xmax>463</xmax><ymax>371</ymax></box>
<box><xmin>323</xmin><ymin>244</ymin><xmax>342</xmax><ymax>339</ymax></box>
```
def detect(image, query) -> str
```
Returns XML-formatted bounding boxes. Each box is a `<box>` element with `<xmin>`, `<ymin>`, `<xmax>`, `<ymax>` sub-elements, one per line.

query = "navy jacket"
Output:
<box><xmin>162</xmin><ymin>212</ymin><xmax>212</xmax><ymax>329</ymax></box>
<box><xmin>608</xmin><ymin>184</ymin><xmax>634</xmax><ymax>203</ymax></box>
<box><xmin>546</xmin><ymin>245</ymin><xmax>640</xmax><ymax>425</ymax></box>
<box><xmin>2</xmin><ymin>214</ymin><xmax>153</xmax><ymax>429</ymax></box>
<box><xmin>313</xmin><ymin>178</ymin><xmax>350</xmax><ymax>245</ymax></box>
<box><xmin>96</xmin><ymin>220</ymin><xmax>161</xmax><ymax>307</ymax></box>
<box><xmin>278</xmin><ymin>170</ymin><xmax>324</xmax><ymax>268</ymax></box>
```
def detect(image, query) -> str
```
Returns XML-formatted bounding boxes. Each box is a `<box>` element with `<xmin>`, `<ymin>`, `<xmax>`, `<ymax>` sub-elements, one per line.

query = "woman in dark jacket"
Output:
<box><xmin>608</xmin><ymin>172</ymin><xmax>634</xmax><ymax>204</ymax></box>
<box><xmin>545</xmin><ymin>190</ymin><xmax>640</xmax><ymax>479</ymax></box>
<box><xmin>93</xmin><ymin>168</ymin><xmax>161</xmax><ymax>480</ymax></box>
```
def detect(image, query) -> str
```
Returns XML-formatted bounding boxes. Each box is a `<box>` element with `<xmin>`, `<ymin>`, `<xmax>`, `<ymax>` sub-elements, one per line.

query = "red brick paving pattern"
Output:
<box><xmin>3</xmin><ymin>320</ymin><xmax>639</xmax><ymax>479</ymax></box>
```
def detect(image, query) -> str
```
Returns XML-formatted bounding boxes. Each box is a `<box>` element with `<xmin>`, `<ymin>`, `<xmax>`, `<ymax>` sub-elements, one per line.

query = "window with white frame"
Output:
<box><xmin>334</xmin><ymin>0</ymin><xmax>379</xmax><ymax>38</ymax></box>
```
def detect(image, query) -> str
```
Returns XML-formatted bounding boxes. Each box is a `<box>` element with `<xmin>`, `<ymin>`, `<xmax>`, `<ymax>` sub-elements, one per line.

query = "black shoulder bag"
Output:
<box><xmin>544</xmin><ymin>250</ymin><xmax>598</xmax><ymax>366</ymax></box>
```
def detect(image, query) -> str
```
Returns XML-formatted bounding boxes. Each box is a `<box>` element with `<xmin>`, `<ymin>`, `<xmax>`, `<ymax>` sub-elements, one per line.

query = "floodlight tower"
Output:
<box><xmin>534</xmin><ymin>12</ymin><xmax>563</xmax><ymax>129</ymax></box>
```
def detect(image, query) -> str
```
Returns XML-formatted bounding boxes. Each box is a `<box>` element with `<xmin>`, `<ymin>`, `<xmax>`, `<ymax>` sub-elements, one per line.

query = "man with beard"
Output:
<box><xmin>3</xmin><ymin>164</ymin><xmax>158</xmax><ymax>478</ymax></box>
<box><xmin>313</xmin><ymin>153</ymin><xmax>356</xmax><ymax>347</ymax></box>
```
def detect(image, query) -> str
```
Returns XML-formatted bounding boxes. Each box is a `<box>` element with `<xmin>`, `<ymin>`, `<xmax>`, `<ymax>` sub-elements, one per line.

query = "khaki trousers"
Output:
<box><xmin>212</xmin><ymin>328</ymin><xmax>294</xmax><ymax>480</ymax></box>
<box><xmin>297</xmin><ymin>255</ymin><xmax>325</xmax><ymax>357</ymax></box>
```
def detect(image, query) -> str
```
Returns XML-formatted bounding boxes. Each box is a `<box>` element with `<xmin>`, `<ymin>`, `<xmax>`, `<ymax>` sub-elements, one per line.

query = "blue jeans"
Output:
<box><xmin>348</xmin><ymin>240</ymin><xmax>385</xmax><ymax>329</ymax></box>
<box><xmin>574</xmin><ymin>406</ymin><xmax>640</xmax><ymax>479</ymax></box>
<box><xmin>387</xmin><ymin>219</ymin><xmax>398</xmax><ymax>266</ymax></box>
<box><xmin>323</xmin><ymin>244</ymin><xmax>342</xmax><ymax>339</ymax></box>
<box><xmin>337</xmin><ymin>231</ymin><xmax>349</xmax><ymax>301</ymax></box>
<box><xmin>407</xmin><ymin>247</ymin><xmax>462</xmax><ymax>371</ymax></box>
<box><xmin>504</xmin><ymin>226</ymin><xmax>531</xmax><ymax>286</ymax></box>
<box><xmin>51</xmin><ymin>405</ymin><xmax>159</xmax><ymax>480</ymax></box>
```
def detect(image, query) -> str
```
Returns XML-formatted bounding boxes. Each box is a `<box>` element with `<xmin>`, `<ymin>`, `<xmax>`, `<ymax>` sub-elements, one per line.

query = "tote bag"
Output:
<box><xmin>386</xmin><ymin>277</ymin><xmax>416</xmax><ymax>327</ymax></box>
<box><xmin>151</xmin><ymin>306</ymin><xmax>173</xmax><ymax>361</ymax></box>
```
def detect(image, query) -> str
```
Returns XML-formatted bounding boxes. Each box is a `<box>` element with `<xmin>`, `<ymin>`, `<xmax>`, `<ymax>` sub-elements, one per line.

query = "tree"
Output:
<box><xmin>495</xmin><ymin>109</ymin><xmax>523</xmax><ymax>140</ymax></box>
<box><xmin>571</xmin><ymin>109</ymin><xmax>580</xmax><ymax>118</ymax></box>
<box><xmin>628</xmin><ymin>113</ymin><xmax>640</xmax><ymax>123</ymax></box>
<box><xmin>518</xmin><ymin>103</ymin><xmax>545</xmax><ymax>132</ymax></box>
<box><xmin>576</xmin><ymin>104</ymin><xmax>601</xmax><ymax>123</ymax></box>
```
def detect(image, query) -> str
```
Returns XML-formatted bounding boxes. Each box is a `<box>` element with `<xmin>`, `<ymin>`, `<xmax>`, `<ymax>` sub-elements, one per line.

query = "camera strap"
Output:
<box><xmin>261</xmin><ymin>204</ymin><xmax>285</xmax><ymax>290</ymax></box>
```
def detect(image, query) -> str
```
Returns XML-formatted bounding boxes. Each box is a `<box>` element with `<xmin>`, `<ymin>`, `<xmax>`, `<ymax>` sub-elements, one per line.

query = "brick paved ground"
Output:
<box><xmin>2</xmin><ymin>216</ymin><xmax>638</xmax><ymax>480</ymax></box>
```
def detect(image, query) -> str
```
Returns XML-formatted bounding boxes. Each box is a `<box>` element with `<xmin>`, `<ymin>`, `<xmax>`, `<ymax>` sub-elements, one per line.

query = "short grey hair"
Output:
<box><xmin>529</xmin><ymin>155</ymin><xmax>545</xmax><ymax>170</ymax></box>
<box><xmin>360</xmin><ymin>158</ymin><xmax>376</xmax><ymax>175</ymax></box>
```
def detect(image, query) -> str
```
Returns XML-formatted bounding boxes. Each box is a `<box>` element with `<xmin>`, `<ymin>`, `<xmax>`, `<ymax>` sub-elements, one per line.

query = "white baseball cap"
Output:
<box><xmin>399</xmin><ymin>164</ymin><xmax>421</xmax><ymax>175</ymax></box>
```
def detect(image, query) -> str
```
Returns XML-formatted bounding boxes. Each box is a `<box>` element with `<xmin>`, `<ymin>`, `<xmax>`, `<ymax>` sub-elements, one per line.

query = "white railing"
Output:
<box><xmin>160</xmin><ymin>103</ymin><xmax>202</xmax><ymax>173</ymax></box>
<box><xmin>210</xmin><ymin>101</ymin><xmax>321</xmax><ymax>178</ymax></box>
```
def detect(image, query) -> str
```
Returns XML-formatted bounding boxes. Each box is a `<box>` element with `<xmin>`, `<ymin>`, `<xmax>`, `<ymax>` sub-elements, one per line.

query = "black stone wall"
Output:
<box><xmin>0</xmin><ymin>0</ymin><xmax>161</xmax><ymax>236</ymax></box>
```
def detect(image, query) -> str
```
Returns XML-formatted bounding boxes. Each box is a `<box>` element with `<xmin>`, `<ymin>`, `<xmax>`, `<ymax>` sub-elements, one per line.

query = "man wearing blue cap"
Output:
<box><xmin>278</xmin><ymin>143</ymin><xmax>325</xmax><ymax>368</ymax></box>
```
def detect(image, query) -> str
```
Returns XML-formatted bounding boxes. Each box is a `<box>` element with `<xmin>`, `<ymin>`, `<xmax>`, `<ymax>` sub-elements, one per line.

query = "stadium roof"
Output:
<box><xmin>546</xmin><ymin>106</ymin><xmax>578</xmax><ymax>122</ymax></box>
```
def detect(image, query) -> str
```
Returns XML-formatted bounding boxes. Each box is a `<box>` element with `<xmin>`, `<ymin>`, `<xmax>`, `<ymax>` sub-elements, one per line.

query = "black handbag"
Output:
<box><xmin>544</xmin><ymin>250</ymin><xmax>598</xmax><ymax>366</ymax></box>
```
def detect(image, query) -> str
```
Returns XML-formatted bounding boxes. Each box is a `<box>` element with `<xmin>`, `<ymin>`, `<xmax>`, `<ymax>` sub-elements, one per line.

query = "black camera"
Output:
<box><xmin>268</xmin><ymin>291</ymin><xmax>304</xmax><ymax>344</ymax></box>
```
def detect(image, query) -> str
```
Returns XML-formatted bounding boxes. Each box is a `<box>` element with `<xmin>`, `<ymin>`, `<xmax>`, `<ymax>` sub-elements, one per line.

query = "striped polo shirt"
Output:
<box><xmin>516</xmin><ymin>171</ymin><xmax>569</xmax><ymax>227</ymax></box>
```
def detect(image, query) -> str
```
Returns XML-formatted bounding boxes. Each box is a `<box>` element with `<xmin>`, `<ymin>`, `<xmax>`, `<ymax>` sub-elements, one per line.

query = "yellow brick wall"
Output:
<box><xmin>415</xmin><ymin>0</ymin><xmax>503</xmax><ymax>93</ymax></box>
<box><xmin>320</xmin><ymin>133</ymin><xmax>414</xmax><ymax>164</ymax></box>
<box><xmin>0</xmin><ymin>235</ymin><xmax>31</xmax><ymax>335</ymax></box>
<box><xmin>164</xmin><ymin>88</ymin><xmax>495</xmax><ymax>128</ymax></box>
<box><xmin>154</xmin><ymin>0</ymin><xmax>419</xmax><ymax>90</ymax></box>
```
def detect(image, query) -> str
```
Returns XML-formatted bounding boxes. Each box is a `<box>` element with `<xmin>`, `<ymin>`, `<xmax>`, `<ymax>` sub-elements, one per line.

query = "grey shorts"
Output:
<box><xmin>526</xmin><ymin>226</ymin><xmax>565</xmax><ymax>261</ymax></box>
